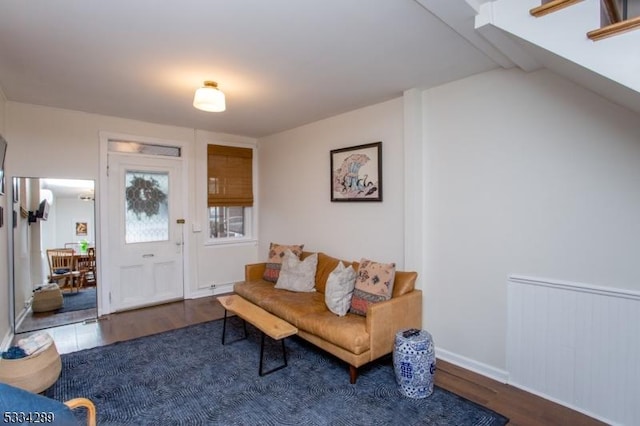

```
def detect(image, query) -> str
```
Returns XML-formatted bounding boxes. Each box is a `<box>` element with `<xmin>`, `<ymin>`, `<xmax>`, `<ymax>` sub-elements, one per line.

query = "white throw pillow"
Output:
<box><xmin>324</xmin><ymin>261</ymin><xmax>357</xmax><ymax>316</ymax></box>
<box><xmin>274</xmin><ymin>250</ymin><xmax>318</xmax><ymax>292</ymax></box>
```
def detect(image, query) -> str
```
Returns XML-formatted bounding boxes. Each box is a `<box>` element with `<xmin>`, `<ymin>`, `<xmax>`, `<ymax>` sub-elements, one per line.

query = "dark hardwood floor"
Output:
<box><xmin>16</xmin><ymin>296</ymin><xmax>603</xmax><ymax>425</ymax></box>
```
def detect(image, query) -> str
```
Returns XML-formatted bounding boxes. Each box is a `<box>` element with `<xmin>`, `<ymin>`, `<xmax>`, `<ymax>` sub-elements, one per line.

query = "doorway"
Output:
<box><xmin>13</xmin><ymin>177</ymin><xmax>97</xmax><ymax>334</ymax></box>
<box><xmin>103</xmin><ymin>140</ymin><xmax>186</xmax><ymax>312</ymax></box>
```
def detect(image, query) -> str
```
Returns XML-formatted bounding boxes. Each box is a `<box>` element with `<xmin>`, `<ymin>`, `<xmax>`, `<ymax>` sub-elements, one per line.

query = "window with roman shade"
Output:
<box><xmin>207</xmin><ymin>144</ymin><xmax>254</xmax><ymax>240</ymax></box>
<box><xmin>207</xmin><ymin>145</ymin><xmax>253</xmax><ymax>207</ymax></box>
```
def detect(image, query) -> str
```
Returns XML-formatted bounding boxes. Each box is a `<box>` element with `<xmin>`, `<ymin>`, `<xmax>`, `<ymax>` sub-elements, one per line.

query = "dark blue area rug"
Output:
<box><xmin>57</xmin><ymin>287</ymin><xmax>96</xmax><ymax>313</ymax></box>
<box><xmin>46</xmin><ymin>318</ymin><xmax>509</xmax><ymax>425</ymax></box>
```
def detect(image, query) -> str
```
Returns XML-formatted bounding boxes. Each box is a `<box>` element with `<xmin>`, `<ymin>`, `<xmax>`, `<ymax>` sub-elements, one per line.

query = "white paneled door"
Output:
<box><xmin>107</xmin><ymin>153</ymin><xmax>184</xmax><ymax>311</ymax></box>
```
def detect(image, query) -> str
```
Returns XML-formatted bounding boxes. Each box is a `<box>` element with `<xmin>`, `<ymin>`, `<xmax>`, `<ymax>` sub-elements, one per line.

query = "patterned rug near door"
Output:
<box><xmin>57</xmin><ymin>287</ymin><xmax>97</xmax><ymax>313</ymax></box>
<box><xmin>46</xmin><ymin>318</ymin><xmax>508</xmax><ymax>426</ymax></box>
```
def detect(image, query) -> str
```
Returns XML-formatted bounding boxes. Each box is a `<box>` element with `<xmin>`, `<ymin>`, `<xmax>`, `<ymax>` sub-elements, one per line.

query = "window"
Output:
<box><xmin>209</xmin><ymin>206</ymin><xmax>244</xmax><ymax>238</ymax></box>
<box><xmin>207</xmin><ymin>145</ymin><xmax>254</xmax><ymax>240</ymax></box>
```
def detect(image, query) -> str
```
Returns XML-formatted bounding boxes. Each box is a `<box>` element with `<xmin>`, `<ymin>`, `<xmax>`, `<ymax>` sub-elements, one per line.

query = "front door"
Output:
<box><xmin>107</xmin><ymin>153</ymin><xmax>184</xmax><ymax>311</ymax></box>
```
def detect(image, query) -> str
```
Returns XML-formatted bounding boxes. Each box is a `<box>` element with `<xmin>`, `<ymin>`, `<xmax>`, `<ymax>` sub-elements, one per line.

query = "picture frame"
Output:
<box><xmin>330</xmin><ymin>141</ymin><xmax>382</xmax><ymax>202</ymax></box>
<box><xmin>75</xmin><ymin>221</ymin><xmax>88</xmax><ymax>236</ymax></box>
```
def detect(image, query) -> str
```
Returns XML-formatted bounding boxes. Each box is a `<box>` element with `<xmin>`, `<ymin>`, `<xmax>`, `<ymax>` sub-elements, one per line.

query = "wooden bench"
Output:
<box><xmin>217</xmin><ymin>295</ymin><xmax>298</xmax><ymax>376</ymax></box>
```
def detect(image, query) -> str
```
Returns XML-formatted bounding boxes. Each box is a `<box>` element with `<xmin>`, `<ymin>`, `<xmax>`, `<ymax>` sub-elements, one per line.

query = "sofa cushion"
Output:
<box><xmin>349</xmin><ymin>259</ymin><xmax>396</xmax><ymax>316</ymax></box>
<box><xmin>324</xmin><ymin>262</ymin><xmax>356</xmax><ymax>316</ymax></box>
<box><xmin>313</xmin><ymin>252</ymin><xmax>356</xmax><ymax>294</ymax></box>
<box><xmin>263</xmin><ymin>243</ymin><xmax>304</xmax><ymax>282</ymax></box>
<box><xmin>234</xmin><ymin>281</ymin><xmax>327</xmax><ymax>327</ymax></box>
<box><xmin>297</xmin><ymin>311</ymin><xmax>370</xmax><ymax>355</ymax></box>
<box><xmin>234</xmin><ymin>281</ymin><xmax>278</xmax><ymax>306</ymax></box>
<box><xmin>392</xmin><ymin>271</ymin><xmax>418</xmax><ymax>297</ymax></box>
<box><xmin>275</xmin><ymin>251</ymin><xmax>318</xmax><ymax>292</ymax></box>
<box><xmin>260</xmin><ymin>291</ymin><xmax>328</xmax><ymax>327</ymax></box>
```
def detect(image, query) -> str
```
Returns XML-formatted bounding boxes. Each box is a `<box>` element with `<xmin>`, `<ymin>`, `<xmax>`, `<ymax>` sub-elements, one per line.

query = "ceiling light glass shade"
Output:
<box><xmin>193</xmin><ymin>81</ymin><xmax>226</xmax><ymax>112</ymax></box>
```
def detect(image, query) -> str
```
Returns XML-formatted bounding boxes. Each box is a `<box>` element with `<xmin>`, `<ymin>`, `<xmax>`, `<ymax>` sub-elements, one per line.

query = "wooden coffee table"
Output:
<box><xmin>217</xmin><ymin>295</ymin><xmax>298</xmax><ymax>376</ymax></box>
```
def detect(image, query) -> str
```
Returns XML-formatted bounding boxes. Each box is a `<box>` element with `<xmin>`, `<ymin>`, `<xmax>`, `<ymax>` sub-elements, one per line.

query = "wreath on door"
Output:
<box><xmin>125</xmin><ymin>176</ymin><xmax>167</xmax><ymax>218</ymax></box>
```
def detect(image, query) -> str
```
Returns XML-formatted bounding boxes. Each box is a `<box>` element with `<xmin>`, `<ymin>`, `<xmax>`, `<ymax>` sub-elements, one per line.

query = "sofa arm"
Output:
<box><xmin>366</xmin><ymin>290</ymin><xmax>423</xmax><ymax>361</ymax></box>
<box><xmin>245</xmin><ymin>263</ymin><xmax>267</xmax><ymax>281</ymax></box>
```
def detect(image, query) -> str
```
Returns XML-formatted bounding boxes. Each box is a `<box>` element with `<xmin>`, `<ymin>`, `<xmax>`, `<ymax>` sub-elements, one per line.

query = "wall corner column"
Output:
<box><xmin>403</xmin><ymin>88</ymin><xmax>425</xmax><ymax>288</ymax></box>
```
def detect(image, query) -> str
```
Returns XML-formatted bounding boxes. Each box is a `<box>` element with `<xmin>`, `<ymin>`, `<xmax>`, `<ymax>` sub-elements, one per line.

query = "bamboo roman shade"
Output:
<box><xmin>207</xmin><ymin>145</ymin><xmax>254</xmax><ymax>207</ymax></box>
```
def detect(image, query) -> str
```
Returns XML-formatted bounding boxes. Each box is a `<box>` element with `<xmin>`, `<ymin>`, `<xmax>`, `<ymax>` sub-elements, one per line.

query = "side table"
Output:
<box><xmin>393</xmin><ymin>328</ymin><xmax>436</xmax><ymax>398</ymax></box>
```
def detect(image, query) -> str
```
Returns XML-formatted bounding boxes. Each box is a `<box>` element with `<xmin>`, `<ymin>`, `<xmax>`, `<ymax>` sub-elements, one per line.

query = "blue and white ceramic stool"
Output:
<box><xmin>393</xmin><ymin>328</ymin><xmax>436</xmax><ymax>398</ymax></box>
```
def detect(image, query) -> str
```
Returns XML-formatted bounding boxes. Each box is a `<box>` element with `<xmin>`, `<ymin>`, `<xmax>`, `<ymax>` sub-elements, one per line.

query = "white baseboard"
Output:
<box><xmin>14</xmin><ymin>304</ymin><xmax>30</xmax><ymax>331</ymax></box>
<box><xmin>1</xmin><ymin>328</ymin><xmax>14</xmax><ymax>351</ymax></box>
<box><xmin>436</xmin><ymin>347</ymin><xmax>617</xmax><ymax>425</ymax></box>
<box><xmin>187</xmin><ymin>282</ymin><xmax>234</xmax><ymax>300</ymax></box>
<box><xmin>435</xmin><ymin>347</ymin><xmax>509</xmax><ymax>384</ymax></box>
<box><xmin>508</xmin><ymin>380</ymin><xmax>619</xmax><ymax>426</ymax></box>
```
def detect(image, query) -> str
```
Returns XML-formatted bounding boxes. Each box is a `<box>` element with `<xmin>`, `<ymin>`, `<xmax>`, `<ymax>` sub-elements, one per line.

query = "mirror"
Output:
<box><xmin>12</xmin><ymin>177</ymin><xmax>97</xmax><ymax>334</ymax></box>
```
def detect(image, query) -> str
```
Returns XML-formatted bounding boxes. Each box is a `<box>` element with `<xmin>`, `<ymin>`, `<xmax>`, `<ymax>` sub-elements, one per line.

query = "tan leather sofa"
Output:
<box><xmin>234</xmin><ymin>252</ymin><xmax>422</xmax><ymax>383</ymax></box>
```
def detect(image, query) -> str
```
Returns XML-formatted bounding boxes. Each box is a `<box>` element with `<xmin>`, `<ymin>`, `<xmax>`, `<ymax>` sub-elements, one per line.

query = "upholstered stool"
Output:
<box><xmin>32</xmin><ymin>284</ymin><xmax>63</xmax><ymax>313</ymax></box>
<box><xmin>0</xmin><ymin>342</ymin><xmax>62</xmax><ymax>393</ymax></box>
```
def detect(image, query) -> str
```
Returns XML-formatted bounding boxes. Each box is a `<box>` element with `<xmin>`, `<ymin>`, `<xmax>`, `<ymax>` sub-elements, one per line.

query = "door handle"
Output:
<box><xmin>142</xmin><ymin>254</ymin><xmax>155</xmax><ymax>258</ymax></box>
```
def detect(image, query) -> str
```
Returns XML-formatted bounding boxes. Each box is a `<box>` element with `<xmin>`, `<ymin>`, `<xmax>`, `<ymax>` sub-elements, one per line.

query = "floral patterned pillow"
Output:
<box><xmin>263</xmin><ymin>242</ymin><xmax>304</xmax><ymax>283</ymax></box>
<box><xmin>349</xmin><ymin>258</ymin><xmax>396</xmax><ymax>316</ymax></box>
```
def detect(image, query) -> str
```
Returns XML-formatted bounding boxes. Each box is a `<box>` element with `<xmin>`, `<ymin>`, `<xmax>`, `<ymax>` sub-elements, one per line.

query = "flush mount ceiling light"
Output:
<box><xmin>193</xmin><ymin>81</ymin><xmax>226</xmax><ymax>112</ymax></box>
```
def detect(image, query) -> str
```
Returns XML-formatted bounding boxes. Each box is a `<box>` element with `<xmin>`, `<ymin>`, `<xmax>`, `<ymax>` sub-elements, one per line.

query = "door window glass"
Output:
<box><xmin>125</xmin><ymin>171</ymin><xmax>169</xmax><ymax>243</ymax></box>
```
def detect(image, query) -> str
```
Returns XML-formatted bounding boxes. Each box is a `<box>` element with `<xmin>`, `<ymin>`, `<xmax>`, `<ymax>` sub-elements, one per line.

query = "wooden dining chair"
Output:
<box><xmin>46</xmin><ymin>249</ymin><xmax>80</xmax><ymax>292</ymax></box>
<box><xmin>77</xmin><ymin>247</ymin><xmax>97</xmax><ymax>288</ymax></box>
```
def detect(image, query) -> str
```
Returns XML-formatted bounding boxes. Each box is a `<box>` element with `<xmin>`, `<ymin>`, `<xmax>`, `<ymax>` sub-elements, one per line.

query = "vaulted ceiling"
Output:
<box><xmin>0</xmin><ymin>0</ymin><xmax>498</xmax><ymax>137</ymax></box>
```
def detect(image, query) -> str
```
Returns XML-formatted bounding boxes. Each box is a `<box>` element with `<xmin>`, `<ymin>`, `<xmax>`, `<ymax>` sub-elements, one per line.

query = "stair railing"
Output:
<box><xmin>589</xmin><ymin>0</ymin><xmax>640</xmax><ymax>40</ymax></box>
<box><xmin>602</xmin><ymin>0</ymin><xmax>622</xmax><ymax>25</ymax></box>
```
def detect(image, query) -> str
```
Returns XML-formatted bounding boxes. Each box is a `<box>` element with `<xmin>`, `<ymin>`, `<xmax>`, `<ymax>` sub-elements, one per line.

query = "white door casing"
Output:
<box><xmin>107</xmin><ymin>153</ymin><xmax>185</xmax><ymax>312</ymax></box>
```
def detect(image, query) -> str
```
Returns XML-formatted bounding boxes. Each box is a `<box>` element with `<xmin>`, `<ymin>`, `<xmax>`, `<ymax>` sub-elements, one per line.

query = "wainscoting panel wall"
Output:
<box><xmin>507</xmin><ymin>275</ymin><xmax>639</xmax><ymax>426</ymax></box>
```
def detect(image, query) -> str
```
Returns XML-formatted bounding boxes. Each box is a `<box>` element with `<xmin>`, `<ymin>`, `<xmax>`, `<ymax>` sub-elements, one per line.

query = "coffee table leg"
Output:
<box><xmin>222</xmin><ymin>309</ymin><xmax>248</xmax><ymax>345</ymax></box>
<box><xmin>259</xmin><ymin>333</ymin><xmax>289</xmax><ymax>376</ymax></box>
<box><xmin>222</xmin><ymin>309</ymin><xmax>228</xmax><ymax>345</ymax></box>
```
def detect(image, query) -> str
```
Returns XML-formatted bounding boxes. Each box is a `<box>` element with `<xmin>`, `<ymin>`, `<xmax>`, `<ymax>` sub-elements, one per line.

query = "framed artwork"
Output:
<box><xmin>330</xmin><ymin>141</ymin><xmax>382</xmax><ymax>202</ymax></box>
<box><xmin>75</xmin><ymin>221</ymin><xmax>88</xmax><ymax>236</ymax></box>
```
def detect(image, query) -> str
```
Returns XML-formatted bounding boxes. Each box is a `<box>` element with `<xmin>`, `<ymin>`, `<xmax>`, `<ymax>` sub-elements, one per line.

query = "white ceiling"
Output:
<box><xmin>41</xmin><ymin>178</ymin><xmax>94</xmax><ymax>199</ymax></box>
<box><xmin>0</xmin><ymin>0</ymin><xmax>498</xmax><ymax>138</ymax></box>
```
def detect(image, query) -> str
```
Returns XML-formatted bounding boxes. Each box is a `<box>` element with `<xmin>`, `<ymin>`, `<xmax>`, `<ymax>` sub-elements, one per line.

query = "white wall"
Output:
<box><xmin>257</xmin><ymin>98</ymin><xmax>406</xmax><ymax>267</ymax></box>
<box><xmin>4</xmin><ymin>102</ymin><xmax>258</xmax><ymax>315</ymax></box>
<box><xmin>13</xmin><ymin>179</ymin><xmax>33</xmax><ymax>319</ymax></box>
<box><xmin>420</xmin><ymin>68</ymin><xmax>640</xmax><ymax>373</ymax></box>
<box><xmin>53</xmin><ymin>197</ymin><xmax>96</xmax><ymax>248</ymax></box>
<box><xmin>0</xmin><ymin>87</ymin><xmax>9</xmax><ymax>347</ymax></box>
<box><xmin>192</xmin><ymin>129</ymin><xmax>258</xmax><ymax>295</ymax></box>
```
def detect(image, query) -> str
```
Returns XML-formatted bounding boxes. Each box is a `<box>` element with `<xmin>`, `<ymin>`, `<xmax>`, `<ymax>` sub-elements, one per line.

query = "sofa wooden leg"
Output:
<box><xmin>349</xmin><ymin>365</ymin><xmax>358</xmax><ymax>384</ymax></box>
